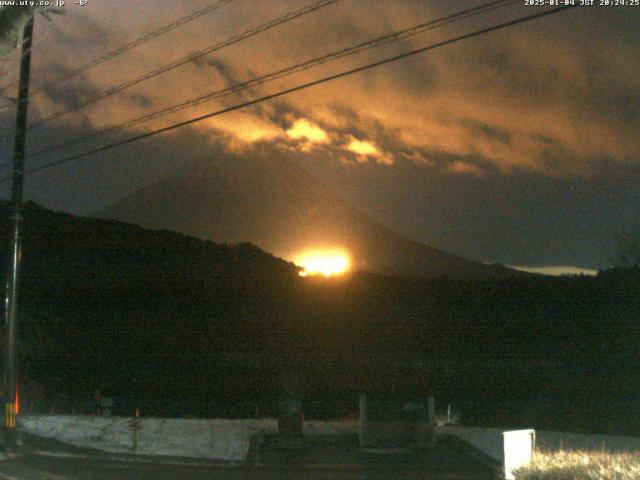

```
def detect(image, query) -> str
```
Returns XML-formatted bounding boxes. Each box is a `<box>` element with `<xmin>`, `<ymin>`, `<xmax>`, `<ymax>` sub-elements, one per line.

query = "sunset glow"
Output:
<box><xmin>286</xmin><ymin>119</ymin><xmax>330</xmax><ymax>144</ymax></box>
<box><xmin>295</xmin><ymin>249</ymin><xmax>351</xmax><ymax>277</ymax></box>
<box><xmin>346</xmin><ymin>137</ymin><xmax>379</xmax><ymax>157</ymax></box>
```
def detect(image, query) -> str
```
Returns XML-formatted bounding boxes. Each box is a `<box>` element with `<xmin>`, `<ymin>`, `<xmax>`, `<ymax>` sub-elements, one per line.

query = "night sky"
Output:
<box><xmin>0</xmin><ymin>0</ymin><xmax>638</xmax><ymax>273</ymax></box>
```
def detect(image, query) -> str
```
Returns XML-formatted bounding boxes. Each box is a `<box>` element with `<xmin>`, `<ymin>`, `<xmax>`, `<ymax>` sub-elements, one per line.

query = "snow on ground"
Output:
<box><xmin>18</xmin><ymin>416</ymin><xmax>357</xmax><ymax>461</ymax></box>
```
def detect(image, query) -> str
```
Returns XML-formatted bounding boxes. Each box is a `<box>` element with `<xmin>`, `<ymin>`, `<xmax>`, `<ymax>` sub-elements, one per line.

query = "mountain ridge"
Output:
<box><xmin>99</xmin><ymin>153</ymin><xmax>521</xmax><ymax>279</ymax></box>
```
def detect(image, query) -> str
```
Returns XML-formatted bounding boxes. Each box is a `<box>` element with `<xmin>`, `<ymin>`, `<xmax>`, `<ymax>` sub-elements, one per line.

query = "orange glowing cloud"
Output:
<box><xmin>345</xmin><ymin>136</ymin><xmax>393</xmax><ymax>165</ymax></box>
<box><xmin>43</xmin><ymin>1</ymin><xmax>640</xmax><ymax>178</ymax></box>
<box><xmin>448</xmin><ymin>161</ymin><xmax>485</xmax><ymax>177</ymax></box>
<box><xmin>199</xmin><ymin>112</ymin><xmax>283</xmax><ymax>151</ymax></box>
<box><xmin>286</xmin><ymin>118</ymin><xmax>330</xmax><ymax>144</ymax></box>
<box><xmin>346</xmin><ymin>137</ymin><xmax>379</xmax><ymax>156</ymax></box>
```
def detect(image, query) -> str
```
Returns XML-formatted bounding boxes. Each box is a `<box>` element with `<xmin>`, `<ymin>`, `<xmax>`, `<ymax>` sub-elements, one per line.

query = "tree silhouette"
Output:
<box><xmin>612</xmin><ymin>224</ymin><xmax>640</xmax><ymax>268</ymax></box>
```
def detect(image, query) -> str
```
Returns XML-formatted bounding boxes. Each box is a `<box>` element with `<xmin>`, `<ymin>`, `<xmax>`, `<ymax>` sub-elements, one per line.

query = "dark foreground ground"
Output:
<box><xmin>0</xmin><ymin>433</ymin><xmax>499</xmax><ymax>479</ymax></box>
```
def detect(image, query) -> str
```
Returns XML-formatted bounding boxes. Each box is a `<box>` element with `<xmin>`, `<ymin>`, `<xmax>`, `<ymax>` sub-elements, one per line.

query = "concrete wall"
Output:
<box><xmin>18</xmin><ymin>415</ymin><xmax>357</xmax><ymax>461</ymax></box>
<box><xmin>18</xmin><ymin>415</ymin><xmax>279</xmax><ymax>460</ymax></box>
<box><xmin>439</xmin><ymin>426</ymin><xmax>505</xmax><ymax>461</ymax></box>
<box><xmin>358</xmin><ymin>395</ymin><xmax>435</xmax><ymax>448</ymax></box>
<box><xmin>439</xmin><ymin>425</ymin><xmax>640</xmax><ymax>463</ymax></box>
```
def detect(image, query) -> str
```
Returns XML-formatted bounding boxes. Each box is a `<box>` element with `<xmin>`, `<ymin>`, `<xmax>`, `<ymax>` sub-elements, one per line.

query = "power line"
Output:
<box><xmin>27</xmin><ymin>0</ymin><xmax>517</xmax><ymax>160</ymax></box>
<box><xmin>0</xmin><ymin>0</ymin><xmax>237</xmax><ymax>98</ymax></box>
<box><xmin>25</xmin><ymin>0</ymin><xmax>340</xmax><ymax>131</ymax></box>
<box><xmin>4</xmin><ymin>4</ymin><xmax>576</xmax><ymax>181</ymax></box>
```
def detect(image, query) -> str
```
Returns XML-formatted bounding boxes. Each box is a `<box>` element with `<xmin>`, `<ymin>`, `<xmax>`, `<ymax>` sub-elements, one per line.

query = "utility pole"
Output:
<box><xmin>3</xmin><ymin>15</ymin><xmax>34</xmax><ymax>451</ymax></box>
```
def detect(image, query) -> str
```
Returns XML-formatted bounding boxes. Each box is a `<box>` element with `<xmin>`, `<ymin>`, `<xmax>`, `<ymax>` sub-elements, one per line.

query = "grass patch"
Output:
<box><xmin>514</xmin><ymin>450</ymin><xmax>640</xmax><ymax>479</ymax></box>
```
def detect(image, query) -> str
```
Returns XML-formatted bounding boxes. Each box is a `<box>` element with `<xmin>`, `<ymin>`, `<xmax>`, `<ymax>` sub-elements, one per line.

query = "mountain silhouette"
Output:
<box><xmin>100</xmin><ymin>153</ymin><xmax>517</xmax><ymax>279</ymax></box>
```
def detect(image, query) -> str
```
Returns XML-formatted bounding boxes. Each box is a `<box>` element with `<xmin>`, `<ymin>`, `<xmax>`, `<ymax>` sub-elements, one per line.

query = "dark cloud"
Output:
<box><xmin>385</xmin><ymin>42</ymin><xmax>439</xmax><ymax>97</ymax></box>
<box><xmin>36</xmin><ymin>63</ymin><xmax>103</xmax><ymax>112</ymax></box>
<box><xmin>581</xmin><ymin>76</ymin><xmax>640</xmax><ymax>129</ymax></box>
<box><xmin>470</xmin><ymin>41</ymin><xmax>562</xmax><ymax>105</ymax></box>
<box><xmin>461</xmin><ymin>119</ymin><xmax>511</xmax><ymax>144</ymax></box>
<box><xmin>54</xmin><ymin>10</ymin><xmax>112</xmax><ymax>49</ymax></box>
<box><xmin>194</xmin><ymin>57</ymin><xmax>239</xmax><ymax>88</ymax></box>
<box><xmin>258</xmin><ymin>99</ymin><xmax>303</xmax><ymax>131</ymax></box>
<box><xmin>126</xmin><ymin>92</ymin><xmax>154</xmax><ymax>109</ymax></box>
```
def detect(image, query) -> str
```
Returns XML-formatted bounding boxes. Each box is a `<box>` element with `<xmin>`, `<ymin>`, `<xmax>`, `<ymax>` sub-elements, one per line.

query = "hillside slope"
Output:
<box><xmin>100</xmin><ymin>154</ymin><xmax>517</xmax><ymax>279</ymax></box>
<box><xmin>0</xmin><ymin>202</ymin><xmax>638</xmax><ymax>435</ymax></box>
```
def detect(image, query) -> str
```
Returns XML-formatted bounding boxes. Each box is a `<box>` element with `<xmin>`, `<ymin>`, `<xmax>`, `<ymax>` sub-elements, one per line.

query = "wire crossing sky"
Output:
<box><xmin>24</xmin><ymin>0</ymin><xmax>340</xmax><ymax>132</ymax></box>
<box><xmin>1</xmin><ymin>0</ymin><xmax>237</xmax><ymax>97</ymax></box>
<box><xmin>6</xmin><ymin>4</ymin><xmax>576</xmax><ymax>180</ymax></box>
<box><xmin>25</xmin><ymin>0</ymin><xmax>519</xmax><ymax>161</ymax></box>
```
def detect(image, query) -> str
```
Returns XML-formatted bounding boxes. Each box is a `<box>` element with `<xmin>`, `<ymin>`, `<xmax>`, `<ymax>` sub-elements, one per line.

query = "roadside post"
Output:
<box><xmin>3</xmin><ymin>15</ymin><xmax>35</xmax><ymax>452</ymax></box>
<box><xmin>358</xmin><ymin>394</ymin><xmax>367</xmax><ymax>447</ymax></box>
<box><xmin>418</xmin><ymin>396</ymin><xmax>436</xmax><ymax>448</ymax></box>
<box><xmin>127</xmin><ymin>408</ymin><xmax>141</xmax><ymax>453</ymax></box>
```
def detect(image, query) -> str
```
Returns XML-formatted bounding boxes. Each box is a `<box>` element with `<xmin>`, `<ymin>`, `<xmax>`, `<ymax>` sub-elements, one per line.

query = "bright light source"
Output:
<box><xmin>294</xmin><ymin>249</ymin><xmax>351</xmax><ymax>277</ymax></box>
